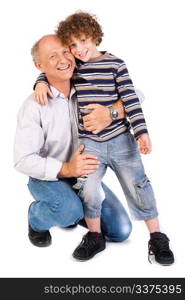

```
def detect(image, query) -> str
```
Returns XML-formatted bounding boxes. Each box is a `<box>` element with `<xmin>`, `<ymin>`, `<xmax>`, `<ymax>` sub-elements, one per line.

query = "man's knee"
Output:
<box><xmin>28</xmin><ymin>178</ymin><xmax>84</xmax><ymax>227</ymax></box>
<box><xmin>108</xmin><ymin>221</ymin><xmax>132</xmax><ymax>242</ymax></box>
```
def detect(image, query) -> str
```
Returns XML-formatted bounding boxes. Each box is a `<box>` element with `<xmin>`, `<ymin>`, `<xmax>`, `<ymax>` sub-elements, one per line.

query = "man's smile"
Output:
<box><xmin>57</xmin><ymin>63</ymin><xmax>72</xmax><ymax>71</ymax></box>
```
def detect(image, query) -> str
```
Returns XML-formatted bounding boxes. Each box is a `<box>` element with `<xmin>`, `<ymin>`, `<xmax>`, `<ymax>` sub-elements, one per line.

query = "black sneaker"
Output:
<box><xmin>28</xmin><ymin>225</ymin><xmax>51</xmax><ymax>247</ymax></box>
<box><xmin>73</xmin><ymin>231</ymin><xmax>106</xmax><ymax>261</ymax></box>
<box><xmin>148</xmin><ymin>232</ymin><xmax>174</xmax><ymax>265</ymax></box>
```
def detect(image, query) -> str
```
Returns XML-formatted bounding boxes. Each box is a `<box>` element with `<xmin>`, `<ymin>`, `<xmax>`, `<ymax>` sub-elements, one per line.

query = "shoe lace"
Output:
<box><xmin>148</xmin><ymin>234</ymin><xmax>170</xmax><ymax>264</ymax></box>
<box><xmin>80</xmin><ymin>234</ymin><xmax>100</xmax><ymax>253</ymax></box>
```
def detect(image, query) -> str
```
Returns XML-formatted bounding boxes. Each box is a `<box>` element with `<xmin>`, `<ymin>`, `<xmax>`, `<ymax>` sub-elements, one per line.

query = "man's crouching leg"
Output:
<box><xmin>27</xmin><ymin>177</ymin><xmax>84</xmax><ymax>246</ymax></box>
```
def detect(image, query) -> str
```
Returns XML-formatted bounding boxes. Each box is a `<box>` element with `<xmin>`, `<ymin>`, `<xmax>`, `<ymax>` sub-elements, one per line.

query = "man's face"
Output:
<box><xmin>36</xmin><ymin>36</ymin><xmax>75</xmax><ymax>82</ymax></box>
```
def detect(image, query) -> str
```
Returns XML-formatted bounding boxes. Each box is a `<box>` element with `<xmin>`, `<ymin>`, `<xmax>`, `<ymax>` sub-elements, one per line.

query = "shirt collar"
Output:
<box><xmin>49</xmin><ymin>85</ymin><xmax>65</xmax><ymax>99</ymax></box>
<box><xmin>49</xmin><ymin>85</ymin><xmax>76</xmax><ymax>100</ymax></box>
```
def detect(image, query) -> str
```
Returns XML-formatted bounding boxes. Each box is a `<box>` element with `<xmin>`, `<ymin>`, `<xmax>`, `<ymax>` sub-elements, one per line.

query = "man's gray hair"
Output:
<box><xmin>31</xmin><ymin>38</ymin><xmax>42</xmax><ymax>62</ymax></box>
<box><xmin>31</xmin><ymin>34</ymin><xmax>58</xmax><ymax>62</ymax></box>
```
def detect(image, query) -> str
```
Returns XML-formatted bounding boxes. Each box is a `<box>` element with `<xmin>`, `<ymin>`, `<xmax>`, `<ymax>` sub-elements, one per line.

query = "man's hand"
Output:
<box><xmin>58</xmin><ymin>145</ymin><xmax>100</xmax><ymax>178</ymax></box>
<box><xmin>82</xmin><ymin>100</ymin><xmax>126</xmax><ymax>134</ymax></box>
<box><xmin>82</xmin><ymin>104</ymin><xmax>110</xmax><ymax>134</ymax></box>
<box><xmin>137</xmin><ymin>133</ymin><xmax>152</xmax><ymax>154</ymax></box>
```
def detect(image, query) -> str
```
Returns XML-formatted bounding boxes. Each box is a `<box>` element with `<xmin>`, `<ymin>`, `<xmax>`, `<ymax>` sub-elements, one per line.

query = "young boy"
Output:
<box><xmin>34</xmin><ymin>12</ymin><xmax>174</xmax><ymax>265</ymax></box>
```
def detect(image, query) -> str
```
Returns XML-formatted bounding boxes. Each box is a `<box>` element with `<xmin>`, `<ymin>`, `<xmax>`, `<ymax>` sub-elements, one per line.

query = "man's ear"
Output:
<box><xmin>34</xmin><ymin>61</ymin><xmax>43</xmax><ymax>72</ymax></box>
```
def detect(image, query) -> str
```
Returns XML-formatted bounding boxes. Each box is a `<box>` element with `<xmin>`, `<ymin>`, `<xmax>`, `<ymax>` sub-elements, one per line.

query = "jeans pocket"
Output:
<box><xmin>134</xmin><ymin>175</ymin><xmax>156</xmax><ymax>209</ymax></box>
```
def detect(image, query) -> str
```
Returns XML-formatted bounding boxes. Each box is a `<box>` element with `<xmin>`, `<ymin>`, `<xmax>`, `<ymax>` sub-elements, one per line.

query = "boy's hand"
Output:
<box><xmin>34</xmin><ymin>82</ymin><xmax>54</xmax><ymax>105</ymax></box>
<box><xmin>137</xmin><ymin>133</ymin><xmax>152</xmax><ymax>154</ymax></box>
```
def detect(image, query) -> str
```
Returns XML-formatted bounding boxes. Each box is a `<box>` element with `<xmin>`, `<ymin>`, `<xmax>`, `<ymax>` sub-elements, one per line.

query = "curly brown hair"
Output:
<box><xmin>56</xmin><ymin>11</ymin><xmax>104</xmax><ymax>46</ymax></box>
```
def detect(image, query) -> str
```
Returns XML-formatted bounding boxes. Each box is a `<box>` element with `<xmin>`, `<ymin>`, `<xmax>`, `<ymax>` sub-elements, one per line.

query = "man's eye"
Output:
<box><xmin>81</xmin><ymin>39</ymin><xmax>86</xmax><ymax>43</ymax></box>
<box><xmin>50</xmin><ymin>55</ymin><xmax>56</xmax><ymax>59</ymax></box>
<box><xmin>64</xmin><ymin>50</ymin><xmax>70</xmax><ymax>54</ymax></box>
<box><xmin>70</xmin><ymin>44</ymin><xmax>75</xmax><ymax>48</ymax></box>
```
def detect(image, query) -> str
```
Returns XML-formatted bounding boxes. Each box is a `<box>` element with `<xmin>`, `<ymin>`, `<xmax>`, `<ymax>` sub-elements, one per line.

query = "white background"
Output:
<box><xmin>0</xmin><ymin>0</ymin><xmax>185</xmax><ymax>278</ymax></box>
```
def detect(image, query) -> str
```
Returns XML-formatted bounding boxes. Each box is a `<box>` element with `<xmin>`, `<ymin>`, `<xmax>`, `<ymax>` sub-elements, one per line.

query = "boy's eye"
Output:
<box><xmin>64</xmin><ymin>50</ymin><xmax>70</xmax><ymax>54</ymax></box>
<box><xmin>81</xmin><ymin>39</ymin><xmax>86</xmax><ymax>43</ymax></box>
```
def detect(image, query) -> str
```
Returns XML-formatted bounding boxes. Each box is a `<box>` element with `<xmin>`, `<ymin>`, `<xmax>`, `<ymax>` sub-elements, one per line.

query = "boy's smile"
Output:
<box><xmin>69</xmin><ymin>35</ymin><xmax>102</xmax><ymax>62</ymax></box>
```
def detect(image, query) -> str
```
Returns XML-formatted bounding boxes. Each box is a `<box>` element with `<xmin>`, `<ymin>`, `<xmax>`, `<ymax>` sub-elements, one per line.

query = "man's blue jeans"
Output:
<box><xmin>28</xmin><ymin>178</ymin><xmax>132</xmax><ymax>242</ymax></box>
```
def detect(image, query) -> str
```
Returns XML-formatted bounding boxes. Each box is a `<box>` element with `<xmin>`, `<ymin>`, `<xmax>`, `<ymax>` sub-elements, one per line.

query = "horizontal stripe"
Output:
<box><xmin>35</xmin><ymin>52</ymin><xmax>148</xmax><ymax>140</ymax></box>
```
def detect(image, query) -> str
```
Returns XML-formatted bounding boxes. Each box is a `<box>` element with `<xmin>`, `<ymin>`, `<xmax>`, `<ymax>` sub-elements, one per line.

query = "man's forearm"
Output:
<box><xmin>14</xmin><ymin>154</ymin><xmax>62</xmax><ymax>181</ymax></box>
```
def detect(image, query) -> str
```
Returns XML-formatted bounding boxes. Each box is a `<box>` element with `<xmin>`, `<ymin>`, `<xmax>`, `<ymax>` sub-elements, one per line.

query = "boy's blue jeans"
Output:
<box><xmin>78</xmin><ymin>132</ymin><xmax>158</xmax><ymax>221</ymax></box>
<box><xmin>28</xmin><ymin>178</ymin><xmax>132</xmax><ymax>242</ymax></box>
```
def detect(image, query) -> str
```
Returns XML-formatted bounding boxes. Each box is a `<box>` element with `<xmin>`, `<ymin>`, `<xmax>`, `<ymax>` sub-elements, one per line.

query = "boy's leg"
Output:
<box><xmin>79</xmin><ymin>163</ymin><xmax>107</xmax><ymax>228</ymax></box>
<box><xmin>77</xmin><ymin>138</ymin><xmax>106</xmax><ymax>220</ymax></box>
<box><xmin>28</xmin><ymin>177</ymin><xmax>84</xmax><ymax>232</ymax></box>
<box><xmin>72</xmin><ymin>178</ymin><xmax>132</xmax><ymax>261</ymax></box>
<box><xmin>78</xmin><ymin>182</ymin><xmax>132</xmax><ymax>242</ymax></box>
<box><xmin>108</xmin><ymin>133</ymin><xmax>158</xmax><ymax>221</ymax></box>
<box><xmin>73</xmin><ymin>161</ymin><xmax>107</xmax><ymax>261</ymax></box>
<box><xmin>145</xmin><ymin>218</ymin><xmax>160</xmax><ymax>233</ymax></box>
<box><xmin>73</xmin><ymin>137</ymin><xmax>131</xmax><ymax>261</ymax></box>
<box><xmin>77</xmin><ymin>138</ymin><xmax>107</xmax><ymax>233</ymax></box>
<box><xmin>109</xmin><ymin>132</ymin><xmax>174</xmax><ymax>264</ymax></box>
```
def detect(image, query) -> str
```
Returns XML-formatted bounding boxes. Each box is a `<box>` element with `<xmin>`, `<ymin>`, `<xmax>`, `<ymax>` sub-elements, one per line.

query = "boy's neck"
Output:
<box><xmin>87</xmin><ymin>51</ymin><xmax>107</xmax><ymax>63</ymax></box>
<box><xmin>88</xmin><ymin>51</ymin><xmax>103</xmax><ymax>62</ymax></box>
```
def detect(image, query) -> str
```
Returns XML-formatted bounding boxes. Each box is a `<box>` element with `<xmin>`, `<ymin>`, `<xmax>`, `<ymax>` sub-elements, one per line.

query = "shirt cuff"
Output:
<box><xmin>44</xmin><ymin>157</ymin><xmax>63</xmax><ymax>181</ymax></box>
<box><xmin>134</xmin><ymin>128</ymin><xmax>148</xmax><ymax>139</ymax></box>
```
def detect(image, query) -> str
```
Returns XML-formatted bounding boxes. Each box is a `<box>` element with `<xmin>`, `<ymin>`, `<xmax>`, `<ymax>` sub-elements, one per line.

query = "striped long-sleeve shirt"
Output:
<box><xmin>36</xmin><ymin>52</ymin><xmax>148</xmax><ymax>141</ymax></box>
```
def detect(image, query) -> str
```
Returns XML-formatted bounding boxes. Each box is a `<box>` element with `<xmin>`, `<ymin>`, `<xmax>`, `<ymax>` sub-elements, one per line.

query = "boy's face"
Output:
<box><xmin>69</xmin><ymin>35</ymin><xmax>100</xmax><ymax>62</ymax></box>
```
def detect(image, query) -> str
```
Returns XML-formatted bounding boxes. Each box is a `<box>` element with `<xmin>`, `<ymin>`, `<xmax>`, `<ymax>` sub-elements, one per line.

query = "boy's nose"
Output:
<box><xmin>76</xmin><ymin>46</ymin><xmax>83</xmax><ymax>54</ymax></box>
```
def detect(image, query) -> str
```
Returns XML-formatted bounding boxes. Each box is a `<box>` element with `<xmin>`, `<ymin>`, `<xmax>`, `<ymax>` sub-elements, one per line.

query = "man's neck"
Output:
<box><xmin>47</xmin><ymin>78</ymin><xmax>71</xmax><ymax>98</ymax></box>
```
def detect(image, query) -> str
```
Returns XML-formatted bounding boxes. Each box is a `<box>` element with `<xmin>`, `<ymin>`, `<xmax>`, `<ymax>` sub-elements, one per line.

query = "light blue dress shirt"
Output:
<box><xmin>14</xmin><ymin>86</ymin><xmax>78</xmax><ymax>181</ymax></box>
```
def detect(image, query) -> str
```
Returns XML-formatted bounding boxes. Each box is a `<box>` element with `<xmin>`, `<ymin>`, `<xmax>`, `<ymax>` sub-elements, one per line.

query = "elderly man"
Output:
<box><xmin>14</xmin><ymin>34</ymin><xmax>131</xmax><ymax>252</ymax></box>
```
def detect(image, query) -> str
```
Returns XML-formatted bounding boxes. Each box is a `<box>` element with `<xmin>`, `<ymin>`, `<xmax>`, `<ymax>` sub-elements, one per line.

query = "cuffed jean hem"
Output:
<box><xmin>83</xmin><ymin>204</ymin><xmax>102</xmax><ymax>219</ymax></box>
<box><xmin>131</xmin><ymin>211</ymin><xmax>159</xmax><ymax>221</ymax></box>
<box><xmin>84</xmin><ymin>212</ymin><xmax>101</xmax><ymax>219</ymax></box>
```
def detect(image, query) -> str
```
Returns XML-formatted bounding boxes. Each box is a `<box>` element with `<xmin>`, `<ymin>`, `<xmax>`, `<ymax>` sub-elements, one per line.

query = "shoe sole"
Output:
<box><xmin>29</xmin><ymin>238</ymin><xmax>52</xmax><ymax>247</ymax></box>
<box><xmin>72</xmin><ymin>245</ymin><xmax>106</xmax><ymax>261</ymax></box>
<box><xmin>155</xmin><ymin>259</ymin><xmax>175</xmax><ymax>266</ymax></box>
<box><xmin>149</xmin><ymin>254</ymin><xmax>174</xmax><ymax>266</ymax></box>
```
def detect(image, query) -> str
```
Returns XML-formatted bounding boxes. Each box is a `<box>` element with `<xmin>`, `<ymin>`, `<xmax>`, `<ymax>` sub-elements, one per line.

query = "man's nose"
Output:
<box><xmin>58</xmin><ymin>54</ymin><xmax>68</xmax><ymax>63</ymax></box>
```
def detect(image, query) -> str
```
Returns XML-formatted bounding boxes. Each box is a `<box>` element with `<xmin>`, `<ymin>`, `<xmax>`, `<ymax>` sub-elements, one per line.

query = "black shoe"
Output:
<box><xmin>148</xmin><ymin>232</ymin><xmax>174</xmax><ymax>265</ymax></box>
<box><xmin>28</xmin><ymin>225</ymin><xmax>51</xmax><ymax>247</ymax></box>
<box><xmin>73</xmin><ymin>231</ymin><xmax>106</xmax><ymax>261</ymax></box>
